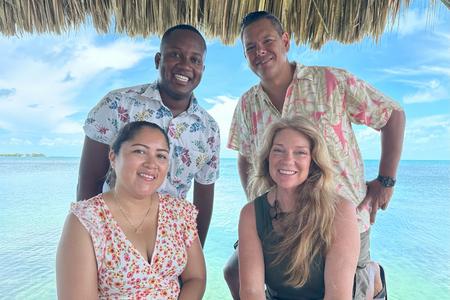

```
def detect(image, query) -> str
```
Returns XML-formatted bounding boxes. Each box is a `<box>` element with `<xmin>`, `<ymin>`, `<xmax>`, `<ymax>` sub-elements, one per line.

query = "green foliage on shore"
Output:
<box><xmin>0</xmin><ymin>153</ymin><xmax>46</xmax><ymax>157</ymax></box>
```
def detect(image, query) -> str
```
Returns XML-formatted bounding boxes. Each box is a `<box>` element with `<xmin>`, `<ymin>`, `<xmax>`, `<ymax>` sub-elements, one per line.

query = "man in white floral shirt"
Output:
<box><xmin>224</xmin><ymin>11</ymin><xmax>405</xmax><ymax>300</ymax></box>
<box><xmin>77</xmin><ymin>24</ymin><xmax>220</xmax><ymax>246</ymax></box>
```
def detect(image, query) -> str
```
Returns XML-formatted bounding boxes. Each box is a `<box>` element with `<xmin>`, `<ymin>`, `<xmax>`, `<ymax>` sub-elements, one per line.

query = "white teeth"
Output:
<box><xmin>257</xmin><ymin>56</ymin><xmax>272</xmax><ymax>65</ymax></box>
<box><xmin>175</xmin><ymin>74</ymin><xmax>189</xmax><ymax>82</ymax></box>
<box><xmin>139</xmin><ymin>173</ymin><xmax>155</xmax><ymax>180</ymax></box>
<box><xmin>279</xmin><ymin>169</ymin><xmax>296</xmax><ymax>175</ymax></box>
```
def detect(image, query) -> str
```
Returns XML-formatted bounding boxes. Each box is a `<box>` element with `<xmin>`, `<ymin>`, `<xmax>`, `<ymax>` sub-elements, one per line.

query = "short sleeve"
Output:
<box><xmin>194</xmin><ymin>123</ymin><xmax>220</xmax><ymax>185</ymax></box>
<box><xmin>179</xmin><ymin>200</ymin><xmax>199</xmax><ymax>248</ymax></box>
<box><xmin>83</xmin><ymin>91</ymin><xmax>122</xmax><ymax>144</ymax></box>
<box><xmin>342</xmin><ymin>70</ymin><xmax>403</xmax><ymax>130</ymax></box>
<box><xmin>227</xmin><ymin>95</ymin><xmax>252</xmax><ymax>157</ymax></box>
<box><xmin>70</xmin><ymin>197</ymin><xmax>106</xmax><ymax>270</ymax></box>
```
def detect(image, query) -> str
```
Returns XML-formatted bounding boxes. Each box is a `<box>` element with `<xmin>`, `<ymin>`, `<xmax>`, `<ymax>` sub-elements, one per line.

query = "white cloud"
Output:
<box><xmin>354</xmin><ymin>126</ymin><xmax>380</xmax><ymax>143</ymax></box>
<box><xmin>0</xmin><ymin>34</ymin><xmax>157</xmax><ymax>139</ymax></box>
<box><xmin>430</xmin><ymin>31</ymin><xmax>450</xmax><ymax>61</ymax></box>
<box><xmin>403</xmin><ymin>79</ymin><xmax>449</xmax><ymax>104</ymax></box>
<box><xmin>54</xmin><ymin>121</ymin><xmax>84</xmax><ymax>135</ymax></box>
<box><xmin>38</xmin><ymin>137</ymin><xmax>84</xmax><ymax>147</ymax></box>
<box><xmin>0</xmin><ymin>138</ymin><xmax>33</xmax><ymax>146</ymax></box>
<box><xmin>406</xmin><ymin>114</ymin><xmax>450</xmax><ymax>144</ymax></box>
<box><xmin>381</xmin><ymin>66</ymin><xmax>450</xmax><ymax>78</ymax></box>
<box><xmin>66</xmin><ymin>39</ymin><xmax>155</xmax><ymax>80</ymax></box>
<box><xmin>206</xmin><ymin>95</ymin><xmax>239</xmax><ymax>157</ymax></box>
<box><xmin>355</xmin><ymin>114</ymin><xmax>450</xmax><ymax>160</ymax></box>
<box><xmin>392</xmin><ymin>9</ymin><xmax>430</xmax><ymax>36</ymax></box>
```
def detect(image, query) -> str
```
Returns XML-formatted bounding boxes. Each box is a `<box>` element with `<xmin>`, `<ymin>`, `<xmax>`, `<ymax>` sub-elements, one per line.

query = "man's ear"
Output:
<box><xmin>282</xmin><ymin>32</ymin><xmax>290</xmax><ymax>51</ymax></box>
<box><xmin>155</xmin><ymin>52</ymin><xmax>161</xmax><ymax>69</ymax></box>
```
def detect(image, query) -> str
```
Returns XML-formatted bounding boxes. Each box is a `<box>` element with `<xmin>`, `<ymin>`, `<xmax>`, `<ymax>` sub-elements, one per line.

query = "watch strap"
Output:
<box><xmin>377</xmin><ymin>175</ymin><xmax>396</xmax><ymax>187</ymax></box>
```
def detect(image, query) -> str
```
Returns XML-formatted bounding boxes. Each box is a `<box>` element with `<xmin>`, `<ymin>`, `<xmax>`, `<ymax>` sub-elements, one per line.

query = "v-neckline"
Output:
<box><xmin>100</xmin><ymin>194</ymin><xmax>162</xmax><ymax>267</ymax></box>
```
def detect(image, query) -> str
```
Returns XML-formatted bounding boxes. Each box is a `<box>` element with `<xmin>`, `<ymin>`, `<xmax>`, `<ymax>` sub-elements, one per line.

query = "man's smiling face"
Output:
<box><xmin>155</xmin><ymin>29</ymin><xmax>206</xmax><ymax>102</ymax></box>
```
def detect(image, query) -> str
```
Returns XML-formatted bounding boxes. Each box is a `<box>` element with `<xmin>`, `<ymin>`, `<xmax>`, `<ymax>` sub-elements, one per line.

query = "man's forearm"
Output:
<box><xmin>76</xmin><ymin>179</ymin><xmax>105</xmax><ymax>201</ymax></box>
<box><xmin>379</xmin><ymin>109</ymin><xmax>406</xmax><ymax>177</ymax></box>
<box><xmin>77</xmin><ymin>137</ymin><xmax>110</xmax><ymax>201</ymax></box>
<box><xmin>195</xmin><ymin>203</ymin><xmax>213</xmax><ymax>247</ymax></box>
<box><xmin>193</xmin><ymin>182</ymin><xmax>214</xmax><ymax>247</ymax></box>
<box><xmin>238</xmin><ymin>154</ymin><xmax>250</xmax><ymax>197</ymax></box>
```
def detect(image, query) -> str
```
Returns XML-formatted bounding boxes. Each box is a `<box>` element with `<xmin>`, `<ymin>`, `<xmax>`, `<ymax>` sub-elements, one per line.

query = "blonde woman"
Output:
<box><xmin>238</xmin><ymin>117</ymin><xmax>360</xmax><ymax>299</ymax></box>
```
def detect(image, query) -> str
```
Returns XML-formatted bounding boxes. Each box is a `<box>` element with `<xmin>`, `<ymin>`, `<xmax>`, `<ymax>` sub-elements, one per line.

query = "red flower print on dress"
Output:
<box><xmin>70</xmin><ymin>194</ymin><xmax>198</xmax><ymax>299</ymax></box>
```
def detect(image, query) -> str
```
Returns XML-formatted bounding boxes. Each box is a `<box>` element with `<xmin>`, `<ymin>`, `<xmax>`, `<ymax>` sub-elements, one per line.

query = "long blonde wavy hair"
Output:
<box><xmin>247</xmin><ymin>116</ymin><xmax>337</xmax><ymax>288</ymax></box>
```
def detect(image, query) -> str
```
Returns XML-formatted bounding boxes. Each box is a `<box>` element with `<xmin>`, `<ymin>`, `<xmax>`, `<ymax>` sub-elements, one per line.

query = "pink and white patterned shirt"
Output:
<box><xmin>71</xmin><ymin>193</ymin><xmax>198</xmax><ymax>299</ymax></box>
<box><xmin>84</xmin><ymin>82</ymin><xmax>220</xmax><ymax>199</ymax></box>
<box><xmin>228</xmin><ymin>63</ymin><xmax>402</xmax><ymax>232</ymax></box>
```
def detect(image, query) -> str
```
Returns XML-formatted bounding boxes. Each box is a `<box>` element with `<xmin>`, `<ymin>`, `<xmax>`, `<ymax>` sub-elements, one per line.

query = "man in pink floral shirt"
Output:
<box><xmin>224</xmin><ymin>11</ymin><xmax>405</xmax><ymax>300</ymax></box>
<box><xmin>77</xmin><ymin>25</ymin><xmax>220</xmax><ymax>247</ymax></box>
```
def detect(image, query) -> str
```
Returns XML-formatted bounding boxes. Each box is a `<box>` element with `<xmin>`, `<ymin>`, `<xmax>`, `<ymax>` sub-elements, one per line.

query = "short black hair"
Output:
<box><xmin>240</xmin><ymin>11</ymin><xmax>284</xmax><ymax>40</ymax></box>
<box><xmin>111</xmin><ymin>121</ymin><xmax>170</xmax><ymax>154</ymax></box>
<box><xmin>161</xmin><ymin>24</ymin><xmax>207</xmax><ymax>52</ymax></box>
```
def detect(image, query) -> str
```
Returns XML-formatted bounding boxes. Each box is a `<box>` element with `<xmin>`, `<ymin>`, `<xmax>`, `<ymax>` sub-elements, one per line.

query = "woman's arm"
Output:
<box><xmin>179</xmin><ymin>237</ymin><xmax>206</xmax><ymax>300</ymax></box>
<box><xmin>56</xmin><ymin>213</ymin><xmax>98</xmax><ymax>300</ymax></box>
<box><xmin>324</xmin><ymin>200</ymin><xmax>360</xmax><ymax>300</ymax></box>
<box><xmin>238</xmin><ymin>202</ymin><xmax>266</xmax><ymax>300</ymax></box>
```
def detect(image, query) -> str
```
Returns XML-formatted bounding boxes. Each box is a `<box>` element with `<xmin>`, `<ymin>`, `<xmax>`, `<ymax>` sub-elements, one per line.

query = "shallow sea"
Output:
<box><xmin>0</xmin><ymin>157</ymin><xmax>449</xmax><ymax>299</ymax></box>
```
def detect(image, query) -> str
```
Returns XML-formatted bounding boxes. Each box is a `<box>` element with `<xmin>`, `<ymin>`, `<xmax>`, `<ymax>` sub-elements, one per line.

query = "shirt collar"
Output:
<box><xmin>256</xmin><ymin>62</ymin><xmax>315</xmax><ymax>93</ymax></box>
<box><xmin>142</xmin><ymin>81</ymin><xmax>201</xmax><ymax>116</ymax></box>
<box><xmin>293</xmin><ymin>62</ymin><xmax>315</xmax><ymax>81</ymax></box>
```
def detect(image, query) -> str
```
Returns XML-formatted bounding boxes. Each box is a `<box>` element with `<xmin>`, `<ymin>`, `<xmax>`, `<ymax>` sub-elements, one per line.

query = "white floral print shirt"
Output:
<box><xmin>84</xmin><ymin>82</ymin><xmax>220</xmax><ymax>199</ymax></box>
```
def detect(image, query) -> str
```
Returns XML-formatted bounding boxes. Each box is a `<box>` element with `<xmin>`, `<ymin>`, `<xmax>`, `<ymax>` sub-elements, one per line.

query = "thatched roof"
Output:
<box><xmin>0</xmin><ymin>0</ymin><xmax>447</xmax><ymax>49</ymax></box>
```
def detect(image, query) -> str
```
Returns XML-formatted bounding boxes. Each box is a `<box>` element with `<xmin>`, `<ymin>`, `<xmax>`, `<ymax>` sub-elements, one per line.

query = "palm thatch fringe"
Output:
<box><xmin>0</xmin><ymin>0</ymin><xmax>445</xmax><ymax>49</ymax></box>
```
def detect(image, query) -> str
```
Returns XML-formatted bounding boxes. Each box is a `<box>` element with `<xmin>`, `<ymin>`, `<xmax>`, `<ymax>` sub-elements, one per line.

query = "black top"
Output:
<box><xmin>254</xmin><ymin>193</ymin><xmax>325</xmax><ymax>300</ymax></box>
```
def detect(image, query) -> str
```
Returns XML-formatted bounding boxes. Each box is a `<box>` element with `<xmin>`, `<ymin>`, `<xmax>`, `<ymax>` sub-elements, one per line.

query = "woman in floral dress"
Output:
<box><xmin>57</xmin><ymin>121</ymin><xmax>205</xmax><ymax>299</ymax></box>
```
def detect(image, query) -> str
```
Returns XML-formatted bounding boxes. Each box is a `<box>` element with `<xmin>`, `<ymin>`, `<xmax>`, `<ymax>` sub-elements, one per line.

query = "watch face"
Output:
<box><xmin>378</xmin><ymin>175</ymin><xmax>396</xmax><ymax>187</ymax></box>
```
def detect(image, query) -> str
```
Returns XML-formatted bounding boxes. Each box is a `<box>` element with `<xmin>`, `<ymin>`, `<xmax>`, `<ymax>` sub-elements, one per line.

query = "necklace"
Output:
<box><xmin>116</xmin><ymin>194</ymin><xmax>155</xmax><ymax>233</ymax></box>
<box><xmin>269</xmin><ymin>187</ymin><xmax>288</xmax><ymax>221</ymax></box>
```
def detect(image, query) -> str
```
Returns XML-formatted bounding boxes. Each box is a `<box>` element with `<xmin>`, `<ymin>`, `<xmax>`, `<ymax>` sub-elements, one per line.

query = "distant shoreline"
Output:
<box><xmin>0</xmin><ymin>153</ymin><xmax>46</xmax><ymax>157</ymax></box>
<box><xmin>0</xmin><ymin>155</ymin><xmax>448</xmax><ymax>162</ymax></box>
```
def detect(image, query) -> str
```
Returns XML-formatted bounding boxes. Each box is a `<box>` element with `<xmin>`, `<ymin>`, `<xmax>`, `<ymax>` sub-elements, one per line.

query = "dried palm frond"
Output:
<box><xmin>0</xmin><ymin>0</ymin><xmax>444</xmax><ymax>49</ymax></box>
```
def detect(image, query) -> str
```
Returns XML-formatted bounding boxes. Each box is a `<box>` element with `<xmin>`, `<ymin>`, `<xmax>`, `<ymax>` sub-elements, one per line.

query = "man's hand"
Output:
<box><xmin>357</xmin><ymin>179</ymin><xmax>393</xmax><ymax>225</ymax></box>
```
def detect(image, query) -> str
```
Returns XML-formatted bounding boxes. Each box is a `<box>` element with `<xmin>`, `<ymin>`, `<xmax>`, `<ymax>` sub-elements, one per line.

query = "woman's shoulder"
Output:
<box><xmin>241</xmin><ymin>201</ymin><xmax>255</xmax><ymax>218</ymax></box>
<box><xmin>159</xmin><ymin>194</ymin><xmax>198</xmax><ymax>216</ymax></box>
<box><xmin>71</xmin><ymin>194</ymin><xmax>104</xmax><ymax>210</ymax></box>
<box><xmin>249</xmin><ymin>192</ymin><xmax>269</xmax><ymax>213</ymax></box>
<box><xmin>70</xmin><ymin>194</ymin><xmax>107</xmax><ymax>221</ymax></box>
<box><xmin>240</xmin><ymin>193</ymin><xmax>269</xmax><ymax>223</ymax></box>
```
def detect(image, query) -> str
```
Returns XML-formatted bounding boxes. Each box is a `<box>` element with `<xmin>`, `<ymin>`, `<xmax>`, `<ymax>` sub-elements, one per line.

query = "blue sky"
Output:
<box><xmin>0</xmin><ymin>3</ymin><xmax>449</xmax><ymax>160</ymax></box>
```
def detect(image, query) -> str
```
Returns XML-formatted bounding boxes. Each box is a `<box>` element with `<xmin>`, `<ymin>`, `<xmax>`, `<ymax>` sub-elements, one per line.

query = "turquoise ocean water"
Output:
<box><xmin>0</xmin><ymin>157</ymin><xmax>449</xmax><ymax>299</ymax></box>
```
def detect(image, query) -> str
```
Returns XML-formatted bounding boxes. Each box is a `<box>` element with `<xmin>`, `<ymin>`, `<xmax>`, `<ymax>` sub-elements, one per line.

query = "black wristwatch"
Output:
<box><xmin>377</xmin><ymin>175</ymin><xmax>396</xmax><ymax>187</ymax></box>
